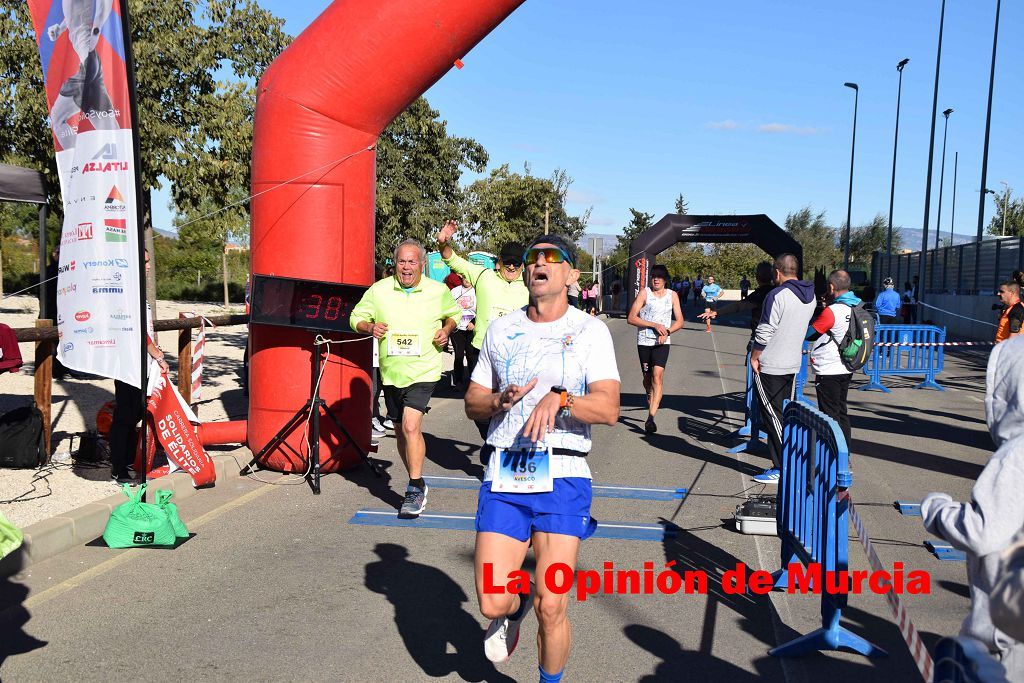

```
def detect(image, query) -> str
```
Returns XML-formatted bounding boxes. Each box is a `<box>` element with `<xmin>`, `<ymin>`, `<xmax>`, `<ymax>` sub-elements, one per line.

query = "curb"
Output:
<box><xmin>1</xmin><ymin>454</ymin><xmax>244</xmax><ymax>578</ymax></box>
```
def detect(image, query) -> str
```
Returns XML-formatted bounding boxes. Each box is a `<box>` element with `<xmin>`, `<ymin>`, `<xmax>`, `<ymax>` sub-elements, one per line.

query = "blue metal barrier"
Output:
<box><xmin>728</xmin><ymin>352</ymin><xmax>767</xmax><ymax>454</ymax></box>
<box><xmin>794</xmin><ymin>341</ymin><xmax>814</xmax><ymax>407</ymax></box>
<box><xmin>860</xmin><ymin>324</ymin><xmax>945</xmax><ymax>393</ymax></box>
<box><xmin>770</xmin><ymin>401</ymin><xmax>886</xmax><ymax>660</ymax></box>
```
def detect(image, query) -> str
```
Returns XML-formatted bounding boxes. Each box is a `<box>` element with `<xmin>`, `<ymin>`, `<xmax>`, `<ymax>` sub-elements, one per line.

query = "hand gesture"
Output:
<box><xmin>523</xmin><ymin>389</ymin><xmax>563</xmax><ymax>443</ymax></box>
<box><xmin>433</xmin><ymin>327</ymin><xmax>450</xmax><ymax>348</ymax></box>
<box><xmin>371</xmin><ymin>322</ymin><xmax>388</xmax><ymax>339</ymax></box>
<box><xmin>652</xmin><ymin>323</ymin><xmax>669</xmax><ymax>337</ymax></box>
<box><xmin>657</xmin><ymin>335</ymin><xmax>667</xmax><ymax>345</ymax></box>
<box><xmin>436</xmin><ymin>219</ymin><xmax>457</xmax><ymax>245</ymax></box>
<box><xmin>698</xmin><ymin>311</ymin><xmax>717</xmax><ymax>321</ymax></box>
<box><xmin>497</xmin><ymin>378</ymin><xmax>538</xmax><ymax>412</ymax></box>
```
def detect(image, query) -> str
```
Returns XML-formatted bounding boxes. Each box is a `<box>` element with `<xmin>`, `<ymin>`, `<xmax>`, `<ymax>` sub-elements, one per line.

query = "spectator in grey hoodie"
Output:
<box><xmin>750</xmin><ymin>253</ymin><xmax>816</xmax><ymax>483</ymax></box>
<box><xmin>923</xmin><ymin>336</ymin><xmax>1024</xmax><ymax>679</ymax></box>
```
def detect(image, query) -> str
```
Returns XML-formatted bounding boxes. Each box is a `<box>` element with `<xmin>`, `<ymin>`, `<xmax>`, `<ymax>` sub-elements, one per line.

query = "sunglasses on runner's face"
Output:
<box><xmin>524</xmin><ymin>247</ymin><xmax>573</xmax><ymax>266</ymax></box>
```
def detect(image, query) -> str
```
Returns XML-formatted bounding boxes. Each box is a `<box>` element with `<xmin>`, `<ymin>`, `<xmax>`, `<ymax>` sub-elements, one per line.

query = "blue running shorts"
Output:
<box><xmin>475</xmin><ymin>477</ymin><xmax>598</xmax><ymax>542</ymax></box>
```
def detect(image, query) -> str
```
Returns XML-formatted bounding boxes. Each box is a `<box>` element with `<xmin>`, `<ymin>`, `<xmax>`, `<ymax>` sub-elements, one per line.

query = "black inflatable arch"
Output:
<box><xmin>626</xmin><ymin>213</ymin><xmax>802</xmax><ymax>306</ymax></box>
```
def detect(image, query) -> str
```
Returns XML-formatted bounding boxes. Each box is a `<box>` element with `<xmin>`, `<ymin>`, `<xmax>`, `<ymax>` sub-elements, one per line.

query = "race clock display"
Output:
<box><xmin>249</xmin><ymin>274</ymin><xmax>367</xmax><ymax>334</ymax></box>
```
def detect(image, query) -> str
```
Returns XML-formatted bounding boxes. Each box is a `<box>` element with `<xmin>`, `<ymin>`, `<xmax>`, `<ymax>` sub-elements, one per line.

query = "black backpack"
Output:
<box><xmin>829</xmin><ymin>303</ymin><xmax>875</xmax><ymax>372</ymax></box>
<box><xmin>0</xmin><ymin>405</ymin><xmax>45</xmax><ymax>469</ymax></box>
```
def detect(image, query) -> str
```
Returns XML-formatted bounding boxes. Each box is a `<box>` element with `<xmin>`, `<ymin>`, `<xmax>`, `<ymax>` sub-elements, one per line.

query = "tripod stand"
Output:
<box><xmin>241</xmin><ymin>334</ymin><xmax>383</xmax><ymax>494</ymax></box>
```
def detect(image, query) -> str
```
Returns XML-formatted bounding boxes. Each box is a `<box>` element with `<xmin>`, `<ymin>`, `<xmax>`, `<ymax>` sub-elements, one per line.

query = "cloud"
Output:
<box><xmin>566</xmin><ymin>189</ymin><xmax>602</xmax><ymax>205</ymax></box>
<box><xmin>756</xmin><ymin>123</ymin><xmax>826</xmax><ymax>136</ymax></box>
<box><xmin>705</xmin><ymin>119</ymin><xmax>743</xmax><ymax>131</ymax></box>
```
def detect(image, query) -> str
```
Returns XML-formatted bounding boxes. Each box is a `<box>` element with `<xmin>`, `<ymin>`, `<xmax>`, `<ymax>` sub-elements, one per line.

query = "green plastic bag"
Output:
<box><xmin>102</xmin><ymin>483</ymin><xmax>177</xmax><ymax>548</ymax></box>
<box><xmin>154</xmin><ymin>489</ymin><xmax>189</xmax><ymax>539</ymax></box>
<box><xmin>0</xmin><ymin>511</ymin><xmax>23</xmax><ymax>559</ymax></box>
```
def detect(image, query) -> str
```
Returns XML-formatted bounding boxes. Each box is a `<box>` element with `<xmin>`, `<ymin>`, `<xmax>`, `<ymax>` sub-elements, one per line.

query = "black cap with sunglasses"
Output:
<box><xmin>499</xmin><ymin>242</ymin><xmax>526</xmax><ymax>267</ymax></box>
<box><xmin>524</xmin><ymin>234</ymin><xmax>578</xmax><ymax>267</ymax></box>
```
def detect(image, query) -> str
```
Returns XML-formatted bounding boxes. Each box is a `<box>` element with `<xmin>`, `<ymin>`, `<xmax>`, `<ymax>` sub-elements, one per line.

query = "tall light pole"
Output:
<box><xmin>934</xmin><ymin>108</ymin><xmax>953</xmax><ymax>250</ymax></box>
<box><xmin>975</xmin><ymin>0</ymin><xmax>1002</xmax><ymax>292</ymax></box>
<box><xmin>918</xmin><ymin>0</ymin><xmax>946</xmax><ymax>308</ymax></box>
<box><xmin>886</xmin><ymin>58</ymin><xmax>909</xmax><ymax>278</ymax></box>
<box><xmin>949</xmin><ymin>152</ymin><xmax>958</xmax><ymax>245</ymax></box>
<box><xmin>843</xmin><ymin>82</ymin><xmax>858</xmax><ymax>270</ymax></box>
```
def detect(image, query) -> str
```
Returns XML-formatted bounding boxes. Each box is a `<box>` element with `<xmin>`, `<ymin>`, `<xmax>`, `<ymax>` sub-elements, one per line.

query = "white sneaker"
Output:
<box><xmin>372</xmin><ymin>426</ymin><xmax>386</xmax><ymax>439</ymax></box>
<box><xmin>483</xmin><ymin>589</ymin><xmax>534</xmax><ymax>663</ymax></box>
<box><xmin>382</xmin><ymin>418</ymin><xmax>395</xmax><ymax>430</ymax></box>
<box><xmin>371</xmin><ymin>417</ymin><xmax>385</xmax><ymax>432</ymax></box>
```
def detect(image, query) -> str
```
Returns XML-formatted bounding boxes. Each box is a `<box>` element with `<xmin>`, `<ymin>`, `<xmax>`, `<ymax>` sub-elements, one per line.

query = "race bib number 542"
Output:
<box><xmin>388</xmin><ymin>331</ymin><xmax>420</xmax><ymax>357</ymax></box>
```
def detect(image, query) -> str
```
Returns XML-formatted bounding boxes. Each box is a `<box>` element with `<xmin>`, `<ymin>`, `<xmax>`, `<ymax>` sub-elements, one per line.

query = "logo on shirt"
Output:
<box><xmin>562</xmin><ymin>334</ymin><xmax>575</xmax><ymax>348</ymax></box>
<box><xmin>507</xmin><ymin>332</ymin><xmax>525</xmax><ymax>340</ymax></box>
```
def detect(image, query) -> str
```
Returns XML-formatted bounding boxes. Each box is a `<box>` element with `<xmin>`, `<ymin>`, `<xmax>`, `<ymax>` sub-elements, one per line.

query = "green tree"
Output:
<box><xmin>785</xmin><ymin>207</ymin><xmax>839</xmax><ymax>274</ymax></box>
<box><xmin>375</xmin><ymin>97</ymin><xmax>487</xmax><ymax>263</ymax></box>
<box><xmin>0</xmin><ymin>0</ymin><xmax>290</xmax><ymax>230</ymax></box>
<box><xmin>460</xmin><ymin>164</ymin><xmax>589</xmax><ymax>253</ymax></box>
<box><xmin>986</xmin><ymin>186</ymin><xmax>1024</xmax><ymax>237</ymax></box>
<box><xmin>674</xmin><ymin>194</ymin><xmax>689</xmax><ymax>215</ymax></box>
<box><xmin>848</xmin><ymin>213</ymin><xmax>901</xmax><ymax>270</ymax></box>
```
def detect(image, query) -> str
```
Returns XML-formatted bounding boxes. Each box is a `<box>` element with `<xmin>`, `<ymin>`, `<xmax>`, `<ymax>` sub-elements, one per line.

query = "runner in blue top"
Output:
<box><xmin>701</xmin><ymin>276</ymin><xmax>722</xmax><ymax>333</ymax></box>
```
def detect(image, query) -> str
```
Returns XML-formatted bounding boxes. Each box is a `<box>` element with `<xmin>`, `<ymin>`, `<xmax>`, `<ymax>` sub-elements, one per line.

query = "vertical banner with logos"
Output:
<box><xmin>27</xmin><ymin>0</ymin><xmax>143</xmax><ymax>387</ymax></box>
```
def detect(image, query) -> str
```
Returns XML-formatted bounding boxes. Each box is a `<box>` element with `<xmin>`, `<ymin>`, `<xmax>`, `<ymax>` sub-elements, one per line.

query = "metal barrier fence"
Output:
<box><xmin>871</xmin><ymin>235</ymin><xmax>1022</xmax><ymax>297</ymax></box>
<box><xmin>769</xmin><ymin>400</ymin><xmax>886</xmax><ymax>660</ymax></box>
<box><xmin>860</xmin><ymin>325</ymin><xmax>946</xmax><ymax>393</ymax></box>
<box><xmin>730</xmin><ymin>348</ymin><xmax>812</xmax><ymax>453</ymax></box>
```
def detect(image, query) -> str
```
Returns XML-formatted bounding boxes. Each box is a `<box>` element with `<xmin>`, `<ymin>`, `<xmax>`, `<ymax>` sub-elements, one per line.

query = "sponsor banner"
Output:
<box><xmin>27</xmin><ymin>0</ymin><xmax>144</xmax><ymax>387</ymax></box>
<box><xmin>139</xmin><ymin>362</ymin><xmax>216</xmax><ymax>488</ymax></box>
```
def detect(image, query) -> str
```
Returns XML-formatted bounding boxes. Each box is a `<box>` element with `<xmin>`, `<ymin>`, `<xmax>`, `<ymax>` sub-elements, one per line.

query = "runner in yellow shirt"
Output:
<box><xmin>351</xmin><ymin>239</ymin><xmax>460</xmax><ymax>517</ymax></box>
<box><xmin>436</xmin><ymin>220</ymin><xmax>529</xmax><ymax>443</ymax></box>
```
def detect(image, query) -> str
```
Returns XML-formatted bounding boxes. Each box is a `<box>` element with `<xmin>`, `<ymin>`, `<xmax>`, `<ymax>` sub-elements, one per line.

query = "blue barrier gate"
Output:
<box><xmin>794</xmin><ymin>341</ymin><xmax>814</xmax><ymax>407</ymax></box>
<box><xmin>729</xmin><ymin>352</ymin><xmax>767</xmax><ymax>454</ymax></box>
<box><xmin>770</xmin><ymin>401</ymin><xmax>886</xmax><ymax>659</ymax></box>
<box><xmin>860</xmin><ymin>324</ymin><xmax>945</xmax><ymax>393</ymax></box>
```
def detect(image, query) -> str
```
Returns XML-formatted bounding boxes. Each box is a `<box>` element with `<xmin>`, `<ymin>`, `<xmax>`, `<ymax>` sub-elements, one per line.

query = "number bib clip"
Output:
<box><xmin>492</xmin><ymin>447</ymin><xmax>553</xmax><ymax>493</ymax></box>
<box><xmin>388</xmin><ymin>331</ymin><xmax>421</xmax><ymax>357</ymax></box>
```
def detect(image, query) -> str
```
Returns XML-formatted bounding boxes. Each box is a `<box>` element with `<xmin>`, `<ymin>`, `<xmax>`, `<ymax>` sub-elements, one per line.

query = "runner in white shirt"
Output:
<box><xmin>465</xmin><ymin>234</ymin><xmax>620</xmax><ymax>682</ymax></box>
<box><xmin>450</xmin><ymin>276</ymin><xmax>477</xmax><ymax>387</ymax></box>
<box><xmin>626</xmin><ymin>264</ymin><xmax>684</xmax><ymax>434</ymax></box>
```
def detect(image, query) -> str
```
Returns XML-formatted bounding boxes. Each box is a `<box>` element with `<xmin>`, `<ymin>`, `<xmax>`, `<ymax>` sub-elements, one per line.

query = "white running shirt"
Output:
<box><xmin>472</xmin><ymin>306</ymin><xmax>620</xmax><ymax>480</ymax></box>
<box><xmin>637</xmin><ymin>287</ymin><xmax>674</xmax><ymax>346</ymax></box>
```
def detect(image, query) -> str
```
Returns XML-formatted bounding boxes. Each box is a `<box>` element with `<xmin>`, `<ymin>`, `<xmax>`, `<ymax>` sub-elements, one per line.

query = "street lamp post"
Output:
<box><xmin>843</xmin><ymin>82</ymin><xmax>858</xmax><ymax>270</ymax></box>
<box><xmin>934</xmin><ymin>108</ymin><xmax>953</xmax><ymax>250</ymax></box>
<box><xmin>949</xmin><ymin>151</ymin><xmax>958</xmax><ymax>245</ymax></box>
<box><xmin>886</xmin><ymin>58</ymin><xmax>909</xmax><ymax>279</ymax></box>
<box><xmin>918</xmin><ymin>0</ymin><xmax>947</xmax><ymax>309</ymax></box>
<box><xmin>975</xmin><ymin>0</ymin><xmax>1002</xmax><ymax>293</ymax></box>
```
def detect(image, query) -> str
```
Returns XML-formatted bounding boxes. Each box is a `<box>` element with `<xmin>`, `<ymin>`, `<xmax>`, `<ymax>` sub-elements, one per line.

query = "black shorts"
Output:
<box><xmin>704</xmin><ymin>300</ymin><xmax>717</xmax><ymax>311</ymax></box>
<box><xmin>383</xmin><ymin>381</ymin><xmax>436</xmax><ymax>421</ymax></box>
<box><xmin>637</xmin><ymin>344</ymin><xmax>670</xmax><ymax>374</ymax></box>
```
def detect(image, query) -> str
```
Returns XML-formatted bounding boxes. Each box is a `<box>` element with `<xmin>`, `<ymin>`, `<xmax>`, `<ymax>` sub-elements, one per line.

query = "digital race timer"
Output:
<box><xmin>249</xmin><ymin>274</ymin><xmax>368</xmax><ymax>334</ymax></box>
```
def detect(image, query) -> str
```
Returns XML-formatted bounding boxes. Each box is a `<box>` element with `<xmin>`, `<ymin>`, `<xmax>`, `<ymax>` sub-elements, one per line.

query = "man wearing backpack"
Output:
<box><xmin>805</xmin><ymin>269</ymin><xmax>870</xmax><ymax>449</ymax></box>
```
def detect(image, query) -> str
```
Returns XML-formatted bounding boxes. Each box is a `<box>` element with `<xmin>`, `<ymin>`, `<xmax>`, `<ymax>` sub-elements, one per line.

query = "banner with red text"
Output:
<box><xmin>27</xmin><ymin>0</ymin><xmax>144</xmax><ymax>386</ymax></box>
<box><xmin>141</xmin><ymin>365</ymin><xmax>216</xmax><ymax>488</ymax></box>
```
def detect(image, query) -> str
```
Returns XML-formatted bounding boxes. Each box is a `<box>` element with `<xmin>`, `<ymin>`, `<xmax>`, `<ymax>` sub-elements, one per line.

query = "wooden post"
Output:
<box><xmin>34</xmin><ymin>319</ymin><xmax>53</xmax><ymax>461</ymax></box>
<box><xmin>177</xmin><ymin>313</ymin><xmax>193</xmax><ymax>406</ymax></box>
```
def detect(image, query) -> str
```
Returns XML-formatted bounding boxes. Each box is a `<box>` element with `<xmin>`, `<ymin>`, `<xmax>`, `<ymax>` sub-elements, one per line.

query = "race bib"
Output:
<box><xmin>492</xmin><ymin>447</ymin><xmax>553</xmax><ymax>493</ymax></box>
<box><xmin>490</xmin><ymin>306</ymin><xmax>513</xmax><ymax>321</ymax></box>
<box><xmin>388</xmin><ymin>331</ymin><xmax>421</xmax><ymax>357</ymax></box>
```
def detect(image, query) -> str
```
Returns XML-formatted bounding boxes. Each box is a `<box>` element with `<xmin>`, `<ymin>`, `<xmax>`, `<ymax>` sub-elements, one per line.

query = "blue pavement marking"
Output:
<box><xmin>422</xmin><ymin>475</ymin><xmax>687</xmax><ymax>502</ymax></box>
<box><xmin>895</xmin><ymin>501</ymin><xmax>922</xmax><ymax>516</ymax></box>
<box><xmin>924</xmin><ymin>539</ymin><xmax>967</xmax><ymax>562</ymax></box>
<box><xmin>348</xmin><ymin>508</ymin><xmax>679</xmax><ymax>542</ymax></box>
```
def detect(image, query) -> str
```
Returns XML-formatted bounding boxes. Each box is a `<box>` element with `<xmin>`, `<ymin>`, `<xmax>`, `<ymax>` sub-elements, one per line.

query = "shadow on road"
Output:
<box><xmin>364</xmin><ymin>543</ymin><xmax>514</xmax><ymax>682</ymax></box>
<box><xmin>0</xmin><ymin>549</ymin><xmax>48</xmax><ymax>669</ymax></box>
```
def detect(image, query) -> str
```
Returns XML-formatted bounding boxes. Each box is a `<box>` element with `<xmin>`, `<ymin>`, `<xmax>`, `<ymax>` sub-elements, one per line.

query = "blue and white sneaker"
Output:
<box><xmin>753</xmin><ymin>468</ymin><xmax>780</xmax><ymax>484</ymax></box>
<box><xmin>399</xmin><ymin>482</ymin><xmax>428</xmax><ymax>517</ymax></box>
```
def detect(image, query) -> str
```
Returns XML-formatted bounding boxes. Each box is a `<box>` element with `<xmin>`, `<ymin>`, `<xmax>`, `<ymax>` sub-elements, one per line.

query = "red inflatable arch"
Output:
<box><xmin>242</xmin><ymin>0</ymin><xmax>525</xmax><ymax>472</ymax></box>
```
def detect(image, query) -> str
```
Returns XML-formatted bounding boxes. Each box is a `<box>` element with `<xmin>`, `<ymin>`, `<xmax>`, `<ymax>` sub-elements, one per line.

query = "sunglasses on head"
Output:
<box><xmin>523</xmin><ymin>246</ymin><xmax>573</xmax><ymax>266</ymax></box>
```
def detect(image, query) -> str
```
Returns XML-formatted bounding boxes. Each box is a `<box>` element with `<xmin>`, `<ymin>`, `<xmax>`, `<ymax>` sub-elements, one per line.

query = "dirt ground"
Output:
<box><xmin>0</xmin><ymin>294</ymin><xmax>248</xmax><ymax>528</ymax></box>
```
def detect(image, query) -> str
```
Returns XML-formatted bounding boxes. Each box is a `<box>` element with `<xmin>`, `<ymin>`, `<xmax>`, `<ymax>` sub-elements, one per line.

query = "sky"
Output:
<box><xmin>157</xmin><ymin>0</ymin><xmax>1022</xmax><ymax>248</ymax></box>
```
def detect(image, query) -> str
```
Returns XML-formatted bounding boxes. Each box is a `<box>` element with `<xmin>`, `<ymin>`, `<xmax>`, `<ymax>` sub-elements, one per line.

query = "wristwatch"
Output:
<box><xmin>551</xmin><ymin>385</ymin><xmax>571</xmax><ymax>417</ymax></box>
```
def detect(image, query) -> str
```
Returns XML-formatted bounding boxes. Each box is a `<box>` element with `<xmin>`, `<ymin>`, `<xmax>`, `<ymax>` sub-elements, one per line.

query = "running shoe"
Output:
<box><xmin>399</xmin><ymin>482</ymin><xmax>428</xmax><ymax>517</ymax></box>
<box><xmin>372</xmin><ymin>425</ymin><xmax>386</xmax><ymax>439</ymax></box>
<box><xmin>371</xmin><ymin>417</ymin><xmax>385</xmax><ymax>432</ymax></box>
<box><xmin>753</xmin><ymin>468</ymin><xmax>780</xmax><ymax>483</ymax></box>
<box><xmin>382</xmin><ymin>418</ymin><xmax>395</xmax><ymax>430</ymax></box>
<box><xmin>645</xmin><ymin>416</ymin><xmax>657</xmax><ymax>434</ymax></box>
<box><xmin>484</xmin><ymin>589</ymin><xmax>534</xmax><ymax>663</ymax></box>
